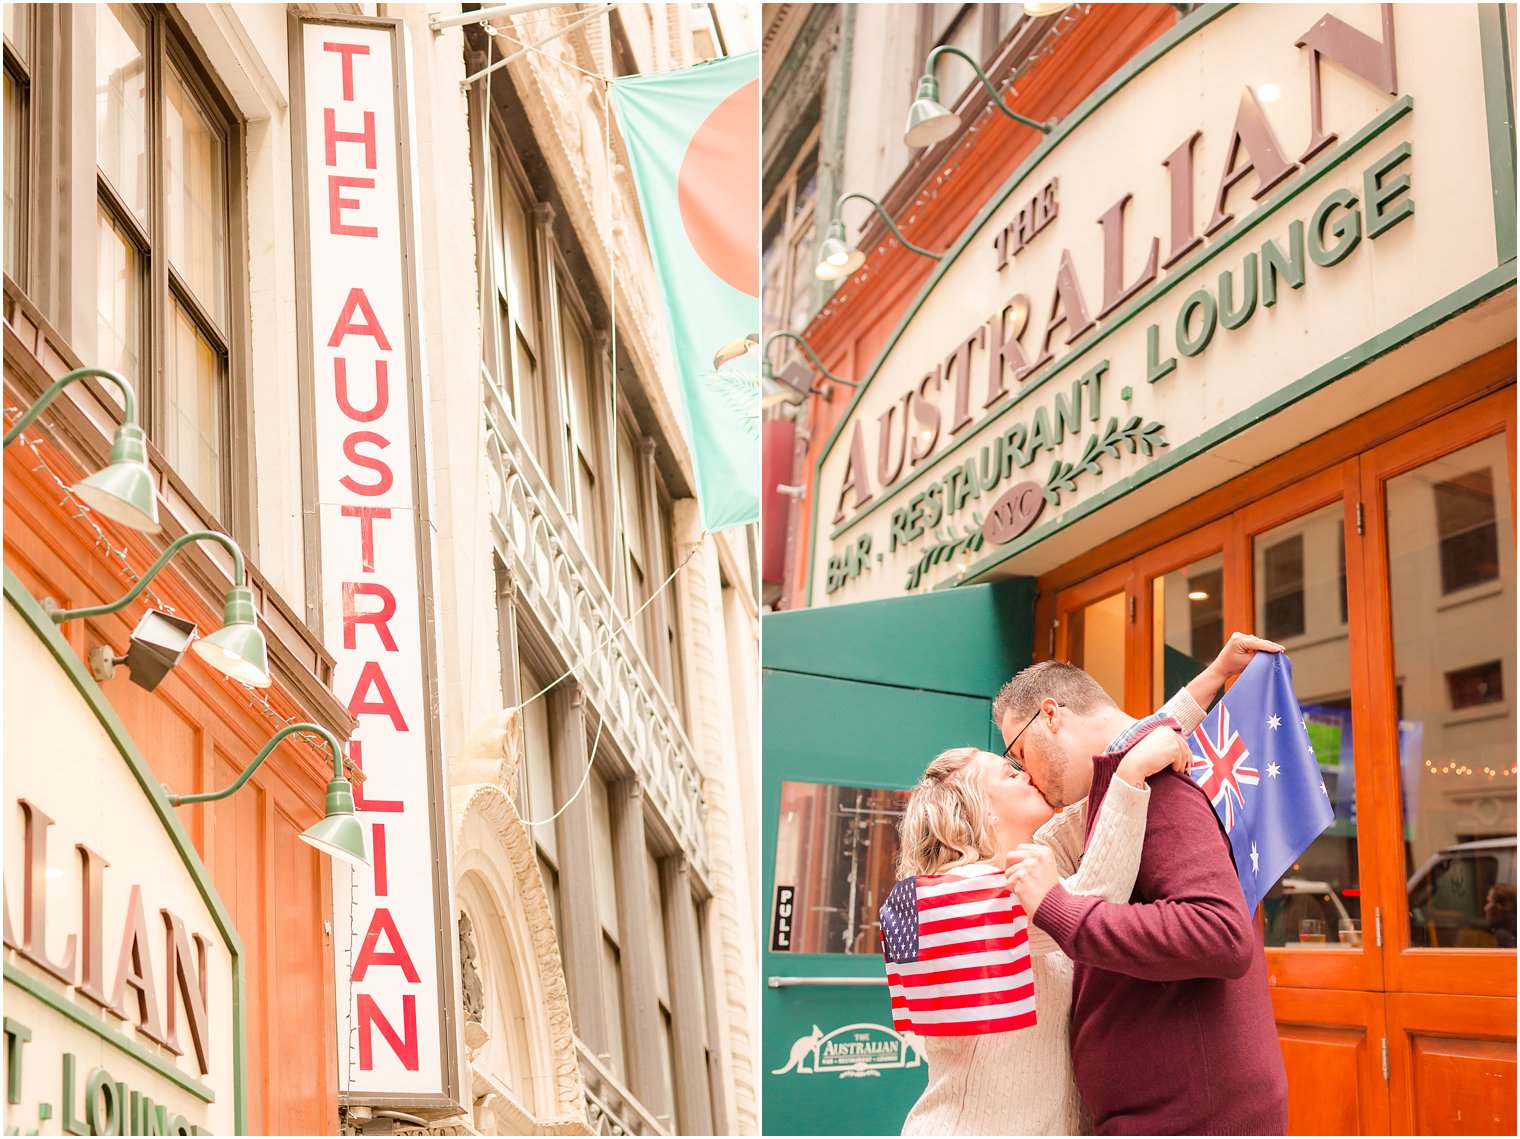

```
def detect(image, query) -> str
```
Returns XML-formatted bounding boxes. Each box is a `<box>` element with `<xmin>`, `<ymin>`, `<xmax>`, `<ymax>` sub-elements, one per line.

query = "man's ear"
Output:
<box><xmin>1041</xmin><ymin>697</ymin><xmax>1061</xmax><ymax>729</ymax></box>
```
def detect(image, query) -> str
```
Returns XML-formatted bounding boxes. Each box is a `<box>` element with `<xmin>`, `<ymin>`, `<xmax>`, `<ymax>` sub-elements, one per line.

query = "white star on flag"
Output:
<box><xmin>1268</xmin><ymin>714</ymin><xmax>1281</xmax><ymax>730</ymax></box>
<box><xmin>1266</xmin><ymin>761</ymin><xmax>1281</xmax><ymax>779</ymax></box>
<box><xmin>1319</xmin><ymin>781</ymin><xmax>1328</xmax><ymax>797</ymax></box>
<box><xmin>1250</xmin><ymin>842</ymin><xmax>1260</xmax><ymax>875</ymax></box>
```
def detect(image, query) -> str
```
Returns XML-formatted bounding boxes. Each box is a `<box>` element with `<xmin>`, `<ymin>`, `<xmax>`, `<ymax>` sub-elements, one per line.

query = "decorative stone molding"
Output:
<box><xmin>450</xmin><ymin>780</ymin><xmax>586</xmax><ymax>1128</ymax></box>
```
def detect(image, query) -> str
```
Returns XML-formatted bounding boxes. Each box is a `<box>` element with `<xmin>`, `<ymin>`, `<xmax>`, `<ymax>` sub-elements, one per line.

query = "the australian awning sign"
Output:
<box><xmin>3</xmin><ymin>571</ymin><xmax>243</xmax><ymax>1135</ymax></box>
<box><xmin>809</xmin><ymin>4</ymin><xmax>1514</xmax><ymax>605</ymax></box>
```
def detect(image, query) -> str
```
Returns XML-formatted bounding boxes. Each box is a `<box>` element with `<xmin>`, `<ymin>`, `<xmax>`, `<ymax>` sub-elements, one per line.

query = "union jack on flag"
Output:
<box><xmin>1187</xmin><ymin>703</ymin><xmax>1260</xmax><ymax>832</ymax></box>
<box><xmin>879</xmin><ymin>864</ymin><xmax>1037</xmax><ymax>1037</ymax></box>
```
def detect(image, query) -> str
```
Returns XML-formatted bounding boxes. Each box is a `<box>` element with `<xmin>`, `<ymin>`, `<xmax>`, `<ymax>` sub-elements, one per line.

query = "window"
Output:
<box><xmin>617</xmin><ymin>419</ymin><xmax>655</xmax><ymax>647</ymax></box>
<box><xmin>915</xmin><ymin>4</ymin><xmax>1024</xmax><ymax>106</ymax></box>
<box><xmin>518</xmin><ymin>661</ymin><xmax>563</xmax><ymax>945</ymax></box>
<box><xmin>689</xmin><ymin>4</ymin><xmax>724</xmax><ymax>61</ymax></box>
<box><xmin>1446</xmin><ymin>660</ymin><xmax>1505</xmax><ymax>710</ymax></box>
<box><xmin>661</xmin><ymin>491</ymin><xmax>688</xmax><ymax>721</ymax></box>
<box><xmin>1434</xmin><ymin>467</ymin><xmax>1500</xmax><ymax>593</ymax></box>
<box><xmin>95</xmin><ymin>4</ymin><xmax>237</xmax><ymax>520</ymax></box>
<box><xmin>559</xmin><ymin>296</ymin><xmax>609</xmax><ymax>574</ymax></box>
<box><xmin>648</xmin><ymin>846</ymin><xmax>677</xmax><ymax>1120</ymax></box>
<box><xmin>4</xmin><ymin>2</ymin><xmax>31</xmax><ymax>283</ymax></box>
<box><xmin>761</xmin><ymin>131</ymin><xmax>819</xmax><ymax>353</ymax></box>
<box><xmin>589</xmin><ymin>771</ymin><xmax>629</xmax><ymax>1078</ymax></box>
<box><xmin>1262</xmin><ymin>534</ymin><xmax>1306</xmax><ymax>640</ymax></box>
<box><xmin>483</xmin><ymin>129</ymin><xmax>551</xmax><ymax>467</ymax></box>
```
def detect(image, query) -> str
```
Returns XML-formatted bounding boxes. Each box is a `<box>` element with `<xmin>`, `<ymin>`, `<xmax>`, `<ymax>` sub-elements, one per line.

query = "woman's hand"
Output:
<box><xmin>1004</xmin><ymin>843</ymin><xmax>1060</xmax><ymax>917</ymax></box>
<box><xmin>1116</xmin><ymin>727</ymin><xmax>1191</xmax><ymax>787</ymax></box>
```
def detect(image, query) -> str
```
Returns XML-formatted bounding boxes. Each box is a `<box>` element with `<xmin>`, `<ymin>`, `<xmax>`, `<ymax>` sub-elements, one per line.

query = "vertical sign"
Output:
<box><xmin>293</xmin><ymin>18</ymin><xmax>457</xmax><ymax>1103</ymax></box>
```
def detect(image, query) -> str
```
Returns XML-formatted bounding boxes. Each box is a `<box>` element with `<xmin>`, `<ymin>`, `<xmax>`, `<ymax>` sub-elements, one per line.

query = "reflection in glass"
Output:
<box><xmin>166</xmin><ymin>298</ymin><xmax>224</xmax><ymax>514</ymax></box>
<box><xmin>96</xmin><ymin>3</ymin><xmax>148</xmax><ymax>224</ymax></box>
<box><xmin>1251</xmin><ymin>503</ymin><xmax>1361</xmax><ymax>946</ymax></box>
<box><xmin>165</xmin><ymin>62</ymin><xmax>227</xmax><ymax>325</ymax></box>
<box><xmin>5</xmin><ymin>67</ymin><xmax>23</xmax><ymax>280</ymax></box>
<box><xmin>1068</xmin><ymin>592</ymin><xmax>1125</xmax><ymax>710</ymax></box>
<box><xmin>1152</xmin><ymin>553</ymin><xmax>1224</xmax><ymax>710</ymax></box>
<box><xmin>772</xmin><ymin>781</ymin><xmax>911</xmax><ymax>954</ymax></box>
<box><xmin>1387</xmin><ymin>436</ymin><xmax>1516</xmax><ymax>950</ymax></box>
<box><xmin>96</xmin><ymin>205</ymin><xmax>141</xmax><ymax>391</ymax></box>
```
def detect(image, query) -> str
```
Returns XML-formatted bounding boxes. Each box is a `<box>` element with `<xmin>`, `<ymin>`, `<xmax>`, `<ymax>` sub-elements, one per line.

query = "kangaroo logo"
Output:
<box><xmin>771</xmin><ymin>1022</ymin><xmax>923</xmax><ymax>1078</ymax></box>
<box><xmin>771</xmin><ymin>1025</ymin><xmax>824</xmax><ymax>1074</ymax></box>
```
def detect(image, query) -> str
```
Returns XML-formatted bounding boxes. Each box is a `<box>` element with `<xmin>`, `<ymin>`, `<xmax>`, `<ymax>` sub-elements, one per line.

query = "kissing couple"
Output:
<box><xmin>887</xmin><ymin>634</ymin><xmax>1290</xmax><ymax>1136</ymax></box>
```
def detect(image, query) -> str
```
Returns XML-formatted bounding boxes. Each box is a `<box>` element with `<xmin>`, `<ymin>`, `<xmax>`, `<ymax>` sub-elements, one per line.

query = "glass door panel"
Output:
<box><xmin>1383</xmin><ymin>435</ymin><xmax>1516</xmax><ymax>953</ymax></box>
<box><xmin>1068</xmin><ymin>591</ymin><xmax>1127</xmax><ymax>710</ymax></box>
<box><xmin>1251</xmin><ymin>502</ymin><xmax>1362</xmax><ymax>948</ymax></box>
<box><xmin>1151</xmin><ymin>552</ymin><xmax>1225</xmax><ymax>710</ymax></box>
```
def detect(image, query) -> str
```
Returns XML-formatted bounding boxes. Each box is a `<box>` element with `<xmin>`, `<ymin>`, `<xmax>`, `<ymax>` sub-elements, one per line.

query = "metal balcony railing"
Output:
<box><xmin>483</xmin><ymin>375</ymin><xmax>710</xmax><ymax>877</ymax></box>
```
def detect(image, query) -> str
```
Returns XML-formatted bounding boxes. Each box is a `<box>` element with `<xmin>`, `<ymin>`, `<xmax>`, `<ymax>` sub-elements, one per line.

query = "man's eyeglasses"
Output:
<box><xmin>1002</xmin><ymin>702</ymin><xmax>1064</xmax><ymax>773</ymax></box>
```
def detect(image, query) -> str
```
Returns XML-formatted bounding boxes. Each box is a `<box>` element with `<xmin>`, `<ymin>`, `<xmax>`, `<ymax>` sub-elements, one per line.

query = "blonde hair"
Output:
<box><xmin>896</xmin><ymin>748</ymin><xmax>999</xmax><ymax>878</ymax></box>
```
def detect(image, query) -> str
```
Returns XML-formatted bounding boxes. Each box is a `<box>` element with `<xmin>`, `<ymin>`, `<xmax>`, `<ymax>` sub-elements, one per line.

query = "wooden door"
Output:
<box><xmin>1042</xmin><ymin>382</ymin><xmax>1518</xmax><ymax>1134</ymax></box>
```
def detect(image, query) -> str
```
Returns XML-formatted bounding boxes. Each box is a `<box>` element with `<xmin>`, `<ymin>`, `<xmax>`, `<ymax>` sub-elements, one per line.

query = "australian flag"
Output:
<box><xmin>1185</xmin><ymin>652</ymin><xmax>1334</xmax><ymax>913</ymax></box>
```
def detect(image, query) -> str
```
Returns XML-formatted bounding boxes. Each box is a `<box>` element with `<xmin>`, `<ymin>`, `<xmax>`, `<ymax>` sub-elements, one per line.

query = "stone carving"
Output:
<box><xmin>449</xmin><ymin>705</ymin><xmax>524</xmax><ymax>790</ymax></box>
<box><xmin>451</xmin><ymin>782</ymin><xmax>586</xmax><ymax>1124</ymax></box>
<box><xmin>459</xmin><ymin>911</ymin><xmax>486</xmax><ymax>1025</ymax></box>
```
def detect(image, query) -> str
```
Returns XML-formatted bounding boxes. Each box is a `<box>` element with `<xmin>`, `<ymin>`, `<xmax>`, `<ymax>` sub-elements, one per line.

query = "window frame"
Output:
<box><xmin>92</xmin><ymin>3</ymin><xmax>253</xmax><ymax>544</ymax></box>
<box><xmin>4</xmin><ymin>7</ymin><xmax>32</xmax><ymax>285</ymax></box>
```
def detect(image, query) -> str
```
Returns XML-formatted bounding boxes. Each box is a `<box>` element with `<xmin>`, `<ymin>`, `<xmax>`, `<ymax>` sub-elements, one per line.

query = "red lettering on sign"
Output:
<box><xmin>324</xmin><ymin>107</ymin><xmax>378</xmax><ymax>170</ymax></box>
<box><xmin>340</xmin><ymin>505</ymin><xmax>391</xmax><ymax>573</ymax></box>
<box><xmin>327</xmin><ymin>288</ymin><xmax>392</xmax><ymax>349</ymax></box>
<box><xmin>334</xmin><ymin>359</ymin><xmax>390</xmax><ymax>423</ymax></box>
<box><xmin>352</xmin><ymin>908</ymin><xmax>420</xmax><ymax>983</ymax></box>
<box><xmin>370</xmin><ymin>822</ymin><xmax>389</xmax><ymax>897</ymax></box>
<box><xmin>328</xmin><ymin>175</ymin><xmax>379</xmax><ymax>238</ymax></box>
<box><xmin>322</xmin><ymin>41</ymin><xmax>370</xmax><ymax>103</ymax></box>
<box><xmin>356</xmin><ymin>993</ymin><xmax>418</xmax><ymax>1071</ymax></box>
<box><xmin>340</xmin><ymin>431</ymin><xmax>394</xmax><ymax>496</ymax></box>
<box><xmin>350</xmin><ymin>740</ymin><xmax>404</xmax><ymax>813</ymax></box>
<box><xmin>347</xmin><ymin>661</ymin><xmax>410</xmax><ymax>731</ymax></box>
<box><xmin>343</xmin><ymin>582</ymin><xmax>398</xmax><ymax>651</ymax></box>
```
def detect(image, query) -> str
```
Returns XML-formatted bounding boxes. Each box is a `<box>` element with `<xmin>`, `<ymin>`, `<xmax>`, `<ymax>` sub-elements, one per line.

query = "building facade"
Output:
<box><xmin>5</xmin><ymin>3</ymin><xmax>760</xmax><ymax>1135</ymax></box>
<box><xmin>760</xmin><ymin>3</ymin><xmax>1515</xmax><ymax>1135</ymax></box>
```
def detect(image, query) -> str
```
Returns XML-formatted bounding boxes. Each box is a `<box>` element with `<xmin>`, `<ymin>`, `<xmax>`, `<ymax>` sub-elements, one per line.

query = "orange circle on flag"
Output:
<box><xmin>677</xmin><ymin>79</ymin><xmax>760</xmax><ymax>298</ymax></box>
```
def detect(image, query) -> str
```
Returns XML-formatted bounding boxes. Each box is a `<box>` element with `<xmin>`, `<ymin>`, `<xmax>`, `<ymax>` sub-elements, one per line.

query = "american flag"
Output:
<box><xmin>879</xmin><ymin>863</ymin><xmax>1037</xmax><ymax>1037</ymax></box>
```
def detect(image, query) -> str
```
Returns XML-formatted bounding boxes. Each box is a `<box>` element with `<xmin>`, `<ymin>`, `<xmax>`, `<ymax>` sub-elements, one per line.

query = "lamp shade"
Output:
<box><xmin>1022</xmin><ymin>3</ymin><xmax>1073</xmax><ymax>17</ymax></box>
<box><xmin>814</xmin><ymin>219</ymin><xmax>866</xmax><ymax>281</ymax></box>
<box><xmin>903</xmin><ymin>74</ymin><xmax>959</xmax><ymax>148</ymax></box>
<box><xmin>72</xmin><ymin>423</ymin><xmax>161</xmax><ymax>533</ymax></box>
<box><xmin>299</xmin><ymin>779</ymin><xmax>369</xmax><ymax>867</ymax></box>
<box><xmin>190</xmin><ymin>585</ymin><xmax>272</xmax><ymax>687</ymax></box>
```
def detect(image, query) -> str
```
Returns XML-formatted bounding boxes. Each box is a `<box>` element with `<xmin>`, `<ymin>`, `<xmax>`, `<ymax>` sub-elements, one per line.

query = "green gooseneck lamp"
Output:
<box><xmin>3</xmin><ymin>367</ymin><xmax>161</xmax><ymax>532</ymax></box>
<box><xmin>904</xmin><ymin>43</ymin><xmax>1054</xmax><ymax>149</ymax></box>
<box><xmin>815</xmin><ymin>191</ymin><xmax>943</xmax><ymax>283</ymax></box>
<box><xmin>49</xmin><ymin>530</ymin><xmax>272</xmax><ymax>688</ymax></box>
<box><xmin>168</xmin><ymin>723</ymin><xmax>368</xmax><ymax>868</ymax></box>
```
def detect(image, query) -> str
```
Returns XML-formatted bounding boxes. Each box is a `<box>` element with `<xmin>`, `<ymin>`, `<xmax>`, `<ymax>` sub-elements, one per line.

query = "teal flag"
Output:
<box><xmin>612</xmin><ymin>53</ymin><xmax>759</xmax><ymax>531</ymax></box>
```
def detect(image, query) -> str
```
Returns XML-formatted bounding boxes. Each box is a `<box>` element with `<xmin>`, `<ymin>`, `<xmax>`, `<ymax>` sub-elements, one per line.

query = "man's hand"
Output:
<box><xmin>1005</xmin><ymin>843</ymin><xmax>1060</xmax><ymax>917</ymax></box>
<box><xmin>1116</xmin><ymin>727</ymin><xmax>1190</xmax><ymax>787</ymax></box>
<box><xmin>1189</xmin><ymin>632</ymin><xmax>1286</xmax><ymax>709</ymax></box>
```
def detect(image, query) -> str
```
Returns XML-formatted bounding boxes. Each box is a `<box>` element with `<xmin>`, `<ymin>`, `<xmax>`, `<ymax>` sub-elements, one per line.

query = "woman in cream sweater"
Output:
<box><xmin>895</xmin><ymin>687</ymin><xmax>1208</xmax><ymax>1136</ymax></box>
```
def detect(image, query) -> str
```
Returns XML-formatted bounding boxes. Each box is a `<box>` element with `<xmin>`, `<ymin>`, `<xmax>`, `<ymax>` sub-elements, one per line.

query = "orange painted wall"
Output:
<box><xmin>783</xmin><ymin>4</ymin><xmax>1178</xmax><ymax>609</ymax></box>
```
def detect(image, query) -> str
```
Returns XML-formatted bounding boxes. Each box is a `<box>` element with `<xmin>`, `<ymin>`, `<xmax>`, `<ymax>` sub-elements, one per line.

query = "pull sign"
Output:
<box><xmin>771</xmin><ymin>884</ymin><xmax>796</xmax><ymax>952</ymax></box>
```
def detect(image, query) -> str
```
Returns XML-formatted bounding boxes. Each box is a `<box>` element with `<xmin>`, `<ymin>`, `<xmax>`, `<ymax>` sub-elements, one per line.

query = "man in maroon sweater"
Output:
<box><xmin>997</xmin><ymin>652</ymin><xmax>1288</xmax><ymax>1136</ymax></box>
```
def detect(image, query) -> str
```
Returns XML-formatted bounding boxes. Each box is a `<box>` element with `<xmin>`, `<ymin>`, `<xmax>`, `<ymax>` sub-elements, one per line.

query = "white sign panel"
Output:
<box><xmin>4</xmin><ymin>590</ymin><xmax>240</xmax><ymax>1135</ymax></box>
<box><xmin>811</xmin><ymin>4</ymin><xmax>1510</xmax><ymax>605</ymax></box>
<box><xmin>296</xmin><ymin>19</ymin><xmax>453</xmax><ymax>1098</ymax></box>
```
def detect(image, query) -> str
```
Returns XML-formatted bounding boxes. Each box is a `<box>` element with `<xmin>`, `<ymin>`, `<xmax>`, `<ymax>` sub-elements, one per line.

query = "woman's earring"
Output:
<box><xmin>989</xmin><ymin>814</ymin><xmax>1000</xmax><ymax>825</ymax></box>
